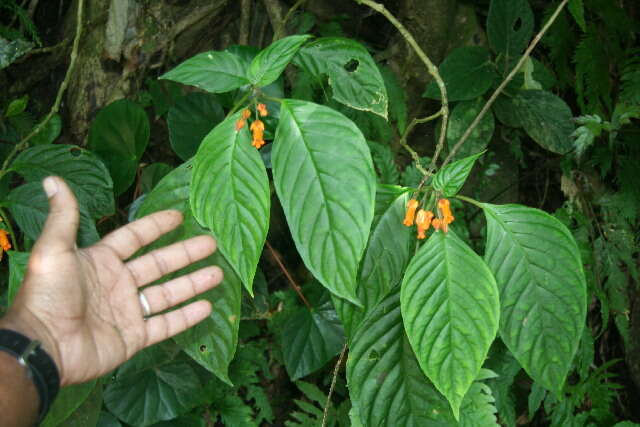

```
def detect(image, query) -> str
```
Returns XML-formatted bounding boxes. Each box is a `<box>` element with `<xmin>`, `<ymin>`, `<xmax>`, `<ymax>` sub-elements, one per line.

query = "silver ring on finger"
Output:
<box><xmin>138</xmin><ymin>292</ymin><xmax>151</xmax><ymax>318</ymax></box>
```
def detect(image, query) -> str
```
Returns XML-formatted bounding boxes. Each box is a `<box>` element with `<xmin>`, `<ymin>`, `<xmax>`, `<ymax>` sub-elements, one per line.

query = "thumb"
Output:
<box><xmin>34</xmin><ymin>176</ymin><xmax>80</xmax><ymax>254</ymax></box>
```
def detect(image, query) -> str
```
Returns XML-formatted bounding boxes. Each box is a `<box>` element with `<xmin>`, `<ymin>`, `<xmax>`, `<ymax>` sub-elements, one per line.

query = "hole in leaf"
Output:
<box><xmin>69</xmin><ymin>147</ymin><xmax>82</xmax><ymax>157</ymax></box>
<box><xmin>513</xmin><ymin>17</ymin><xmax>522</xmax><ymax>32</ymax></box>
<box><xmin>343</xmin><ymin>59</ymin><xmax>359</xmax><ymax>73</ymax></box>
<box><xmin>199</xmin><ymin>344</ymin><xmax>207</xmax><ymax>352</ymax></box>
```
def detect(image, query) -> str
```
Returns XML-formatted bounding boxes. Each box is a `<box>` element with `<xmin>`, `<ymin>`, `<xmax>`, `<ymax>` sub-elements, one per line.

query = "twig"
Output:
<box><xmin>441</xmin><ymin>0</ymin><xmax>570</xmax><ymax>169</ymax></box>
<box><xmin>322</xmin><ymin>343</ymin><xmax>348</xmax><ymax>427</ymax></box>
<box><xmin>399</xmin><ymin>109</ymin><xmax>444</xmax><ymax>176</ymax></box>
<box><xmin>355</xmin><ymin>0</ymin><xmax>449</xmax><ymax>178</ymax></box>
<box><xmin>15</xmin><ymin>38</ymin><xmax>70</xmax><ymax>63</ymax></box>
<box><xmin>0</xmin><ymin>207</ymin><xmax>19</xmax><ymax>251</ymax></box>
<box><xmin>0</xmin><ymin>0</ymin><xmax>84</xmax><ymax>177</ymax></box>
<box><xmin>265</xmin><ymin>240</ymin><xmax>312</xmax><ymax>309</ymax></box>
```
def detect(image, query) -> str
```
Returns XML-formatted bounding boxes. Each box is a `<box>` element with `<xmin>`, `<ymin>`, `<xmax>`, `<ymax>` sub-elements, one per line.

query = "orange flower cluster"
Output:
<box><xmin>235</xmin><ymin>105</ymin><xmax>269</xmax><ymax>149</ymax></box>
<box><xmin>403</xmin><ymin>198</ymin><xmax>454</xmax><ymax>239</ymax></box>
<box><xmin>0</xmin><ymin>228</ymin><xmax>11</xmax><ymax>260</ymax></box>
<box><xmin>235</xmin><ymin>109</ymin><xmax>252</xmax><ymax>131</ymax></box>
<box><xmin>250</xmin><ymin>120</ymin><xmax>266</xmax><ymax>149</ymax></box>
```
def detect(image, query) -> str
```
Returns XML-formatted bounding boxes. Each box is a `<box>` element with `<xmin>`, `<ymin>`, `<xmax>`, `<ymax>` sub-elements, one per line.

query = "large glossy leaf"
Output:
<box><xmin>423</xmin><ymin>47</ymin><xmax>497</xmax><ymax>102</ymax></box>
<box><xmin>347</xmin><ymin>287</ymin><xmax>456</xmax><ymax>426</ymax></box>
<box><xmin>401</xmin><ymin>231</ymin><xmax>500</xmax><ymax>418</ymax></box>
<box><xmin>334</xmin><ymin>186</ymin><xmax>414</xmax><ymax>338</ymax></box>
<box><xmin>487</xmin><ymin>0</ymin><xmax>534</xmax><ymax>57</ymax></box>
<box><xmin>41</xmin><ymin>381</ymin><xmax>97</xmax><ymax>427</ymax></box>
<box><xmin>294</xmin><ymin>37</ymin><xmax>388</xmax><ymax>118</ymax></box>
<box><xmin>190</xmin><ymin>113</ymin><xmax>270</xmax><ymax>295</ymax></box>
<box><xmin>7</xmin><ymin>251</ymin><xmax>29</xmax><ymax>305</ymax></box>
<box><xmin>511</xmin><ymin>90</ymin><xmax>574</xmax><ymax>154</ymax></box>
<box><xmin>104</xmin><ymin>361</ymin><xmax>201</xmax><ymax>426</ymax></box>
<box><xmin>432</xmin><ymin>152</ymin><xmax>484</xmax><ymax>197</ymax></box>
<box><xmin>482</xmin><ymin>203</ymin><xmax>587</xmax><ymax>393</ymax></box>
<box><xmin>446</xmin><ymin>98</ymin><xmax>495</xmax><ymax>160</ymax></box>
<box><xmin>272</xmin><ymin>99</ymin><xmax>376</xmax><ymax>305</ymax></box>
<box><xmin>8</xmin><ymin>182</ymin><xmax>99</xmax><ymax>247</ymax></box>
<box><xmin>88</xmin><ymin>99</ymin><xmax>149</xmax><ymax>195</ymax></box>
<box><xmin>247</xmin><ymin>35</ymin><xmax>311</xmax><ymax>87</ymax></box>
<box><xmin>167</xmin><ymin>92</ymin><xmax>224</xmax><ymax>160</ymax></box>
<box><xmin>160</xmin><ymin>51</ymin><xmax>249</xmax><ymax>93</ymax></box>
<box><xmin>11</xmin><ymin>144</ymin><xmax>114</xmax><ymax>219</ymax></box>
<box><xmin>280</xmin><ymin>290</ymin><xmax>345</xmax><ymax>380</ymax></box>
<box><xmin>136</xmin><ymin>162</ymin><xmax>242</xmax><ymax>384</ymax></box>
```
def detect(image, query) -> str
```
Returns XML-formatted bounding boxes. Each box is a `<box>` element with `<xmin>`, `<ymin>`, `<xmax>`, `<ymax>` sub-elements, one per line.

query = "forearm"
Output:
<box><xmin>0</xmin><ymin>350</ymin><xmax>39</xmax><ymax>427</ymax></box>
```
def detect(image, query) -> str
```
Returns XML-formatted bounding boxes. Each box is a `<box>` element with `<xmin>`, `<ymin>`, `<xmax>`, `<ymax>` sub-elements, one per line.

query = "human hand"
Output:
<box><xmin>0</xmin><ymin>176</ymin><xmax>223</xmax><ymax>385</ymax></box>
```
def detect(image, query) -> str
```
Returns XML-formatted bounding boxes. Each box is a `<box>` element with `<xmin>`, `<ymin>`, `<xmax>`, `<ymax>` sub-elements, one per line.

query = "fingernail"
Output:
<box><xmin>43</xmin><ymin>177</ymin><xmax>58</xmax><ymax>198</ymax></box>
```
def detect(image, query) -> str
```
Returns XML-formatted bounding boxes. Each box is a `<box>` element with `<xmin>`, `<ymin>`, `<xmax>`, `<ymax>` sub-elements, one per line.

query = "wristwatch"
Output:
<box><xmin>0</xmin><ymin>328</ymin><xmax>60</xmax><ymax>423</ymax></box>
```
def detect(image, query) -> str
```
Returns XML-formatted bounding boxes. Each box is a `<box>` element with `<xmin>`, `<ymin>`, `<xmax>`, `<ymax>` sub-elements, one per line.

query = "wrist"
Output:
<box><xmin>0</xmin><ymin>310</ymin><xmax>63</xmax><ymax>382</ymax></box>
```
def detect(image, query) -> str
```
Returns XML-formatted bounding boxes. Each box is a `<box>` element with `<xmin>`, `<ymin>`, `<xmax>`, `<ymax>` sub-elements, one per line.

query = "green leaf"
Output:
<box><xmin>334</xmin><ymin>186</ymin><xmax>414</xmax><ymax>338</ymax></box>
<box><xmin>160</xmin><ymin>51</ymin><xmax>249</xmax><ymax>93</ymax></box>
<box><xmin>147</xmin><ymin>79</ymin><xmax>182</xmax><ymax>118</ymax></box>
<box><xmin>423</xmin><ymin>47</ymin><xmax>497</xmax><ymax>102</ymax></box>
<box><xmin>482</xmin><ymin>203</ymin><xmax>587</xmax><ymax>393</ymax></box>
<box><xmin>60</xmin><ymin>382</ymin><xmax>103</xmax><ymax>427</ymax></box>
<box><xmin>272</xmin><ymin>99</ymin><xmax>376</xmax><ymax>305</ymax></box>
<box><xmin>97</xmin><ymin>411</ymin><xmax>122</xmax><ymax>427</ymax></box>
<box><xmin>7</xmin><ymin>251</ymin><xmax>29</xmax><ymax>305</ymax></box>
<box><xmin>0</xmin><ymin>37</ymin><xmax>33</xmax><ymax>69</ymax></box>
<box><xmin>247</xmin><ymin>35</ymin><xmax>311</xmax><ymax>87</ymax></box>
<box><xmin>5</xmin><ymin>95</ymin><xmax>28</xmax><ymax>117</ymax></box>
<box><xmin>8</xmin><ymin>182</ymin><xmax>99</xmax><ymax>247</ymax></box>
<box><xmin>487</xmin><ymin>0</ymin><xmax>534</xmax><ymax>57</ymax></box>
<box><xmin>432</xmin><ymin>152</ymin><xmax>484</xmax><ymax>197</ymax></box>
<box><xmin>401</xmin><ymin>231</ymin><xmax>500</xmax><ymax>418</ymax></box>
<box><xmin>347</xmin><ymin>287</ymin><xmax>456</xmax><ymax>426</ymax></box>
<box><xmin>140</xmin><ymin>163</ymin><xmax>173</xmax><ymax>194</ymax></box>
<box><xmin>294</xmin><ymin>37</ymin><xmax>388</xmax><ymax>118</ymax></box>
<box><xmin>379</xmin><ymin>65</ymin><xmax>407</xmax><ymax>131</ymax></box>
<box><xmin>568</xmin><ymin>0</ymin><xmax>586</xmax><ymax>31</ymax></box>
<box><xmin>88</xmin><ymin>99</ymin><xmax>150</xmax><ymax>195</ymax></box>
<box><xmin>368</xmin><ymin>141</ymin><xmax>400</xmax><ymax>185</ymax></box>
<box><xmin>280</xmin><ymin>290</ymin><xmax>345</xmax><ymax>380</ymax></box>
<box><xmin>485</xmin><ymin>342</ymin><xmax>521</xmax><ymax>427</ymax></box>
<box><xmin>30</xmin><ymin>114</ymin><xmax>62</xmax><ymax>145</ymax></box>
<box><xmin>190</xmin><ymin>113</ymin><xmax>270</xmax><ymax>295</ymax></box>
<box><xmin>446</xmin><ymin>98</ymin><xmax>495</xmax><ymax>160</ymax></box>
<box><xmin>136</xmin><ymin>162</ymin><xmax>242</xmax><ymax>384</ymax></box>
<box><xmin>167</xmin><ymin>92</ymin><xmax>224</xmax><ymax>160</ymax></box>
<box><xmin>492</xmin><ymin>90</ymin><xmax>574</xmax><ymax>154</ymax></box>
<box><xmin>41</xmin><ymin>381</ymin><xmax>97</xmax><ymax>427</ymax></box>
<box><xmin>104</xmin><ymin>361</ymin><xmax>201</xmax><ymax>426</ymax></box>
<box><xmin>11</xmin><ymin>144</ymin><xmax>115</xmax><ymax>219</ymax></box>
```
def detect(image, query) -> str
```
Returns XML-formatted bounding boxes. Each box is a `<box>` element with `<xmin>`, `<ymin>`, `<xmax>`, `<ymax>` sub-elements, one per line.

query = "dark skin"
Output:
<box><xmin>0</xmin><ymin>176</ymin><xmax>223</xmax><ymax>426</ymax></box>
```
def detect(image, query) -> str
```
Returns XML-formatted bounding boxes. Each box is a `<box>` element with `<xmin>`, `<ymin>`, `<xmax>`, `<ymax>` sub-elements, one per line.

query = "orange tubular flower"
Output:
<box><xmin>235</xmin><ymin>119</ymin><xmax>246</xmax><ymax>131</ymax></box>
<box><xmin>415</xmin><ymin>209</ymin><xmax>434</xmax><ymax>240</ymax></box>
<box><xmin>257</xmin><ymin>103</ymin><xmax>268</xmax><ymax>117</ymax></box>
<box><xmin>0</xmin><ymin>229</ymin><xmax>11</xmax><ymax>259</ymax></box>
<box><xmin>241</xmin><ymin>109</ymin><xmax>252</xmax><ymax>120</ymax></box>
<box><xmin>250</xmin><ymin>119</ymin><xmax>266</xmax><ymax>149</ymax></box>
<box><xmin>403</xmin><ymin>199</ymin><xmax>419</xmax><ymax>226</ymax></box>
<box><xmin>437</xmin><ymin>198</ymin><xmax>454</xmax><ymax>233</ymax></box>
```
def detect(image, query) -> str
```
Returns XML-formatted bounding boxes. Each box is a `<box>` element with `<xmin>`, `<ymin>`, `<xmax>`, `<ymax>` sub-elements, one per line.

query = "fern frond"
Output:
<box><xmin>619</xmin><ymin>48</ymin><xmax>640</xmax><ymax>104</ymax></box>
<box><xmin>573</xmin><ymin>30</ymin><xmax>612</xmax><ymax>115</ymax></box>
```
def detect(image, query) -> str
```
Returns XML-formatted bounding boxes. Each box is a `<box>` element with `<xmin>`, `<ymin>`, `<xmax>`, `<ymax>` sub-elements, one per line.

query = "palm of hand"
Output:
<box><xmin>4</xmin><ymin>178</ymin><xmax>221</xmax><ymax>385</ymax></box>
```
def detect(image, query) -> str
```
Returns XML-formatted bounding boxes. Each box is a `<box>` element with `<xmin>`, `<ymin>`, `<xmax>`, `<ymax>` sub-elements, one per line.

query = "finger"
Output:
<box><xmin>33</xmin><ymin>176</ymin><xmax>79</xmax><ymax>254</ymax></box>
<box><xmin>144</xmin><ymin>300</ymin><xmax>212</xmax><ymax>347</ymax></box>
<box><xmin>140</xmin><ymin>266</ymin><xmax>223</xmax><ymax>314</ymax></box>
<box><xmin>126</xmin><ymin>235</ymin><xmax>216</xmax><ymax>287</ymax></box>
<box><xmin>100</xmin><ymin>210</ymin><xmax>183</xmax><ymax>260</ymax></box>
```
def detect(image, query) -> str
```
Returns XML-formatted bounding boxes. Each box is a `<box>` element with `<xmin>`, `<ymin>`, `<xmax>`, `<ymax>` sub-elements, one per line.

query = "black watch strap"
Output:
<box><xmin>0</xmin><ymin>328</ymin><xmax>60</xmax><ymax>423</ymax></box>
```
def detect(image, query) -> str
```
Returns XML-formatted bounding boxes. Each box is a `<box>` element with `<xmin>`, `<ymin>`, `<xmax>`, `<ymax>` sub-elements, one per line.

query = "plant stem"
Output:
<box><xmin>281</xmin><ymin>0</ymin><xmax>307</xmax><ymax>36</ymax></box>
<box><xmin>226</xmin><ymin>91</ymin><xmax>252</xmax><ymax>118</ymax></box>
<box><xmin>356</xmin><ymin>0</ymin><xmax>449</xmax><ymax>178</ymax></box>
<box><xmin>322</xmin><ymin>343</ymin><xmax>348</xmax><ymax>427</ymax></box>
<box><xmin>441</xmin><ymin>0</ymin><xmax>570</xmax><ymax>169</ymax></box>
<box><xmin>455</xmin><ymin>194</ymin><xmax>484</xmax><ymax>209</ymax></box>
<box><xmin>0</xmin><ymin>0</ymin><xmax>85</xmax><ymax>178</ymax></box>
<box><xmin>399</xmin><ymin>110</ymin><xmax>444</xmax><ymax>176</ymax></box>
<box><xmin>265</xmin><ymin>240</ymin><xmax>312</xmax><ymax>309</ymax></box>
